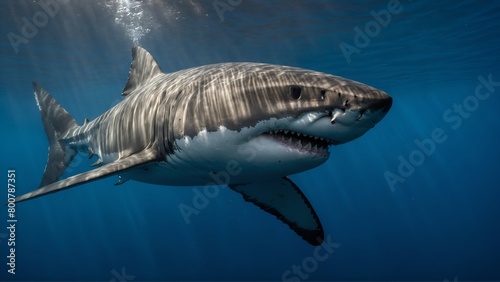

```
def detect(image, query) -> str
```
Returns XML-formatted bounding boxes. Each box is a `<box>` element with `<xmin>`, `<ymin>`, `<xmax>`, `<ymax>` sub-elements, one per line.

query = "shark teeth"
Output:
<box><xmin>263</xmin><ymin>130</ymin><xmax>334</xmax><ymax>153</ymax></box>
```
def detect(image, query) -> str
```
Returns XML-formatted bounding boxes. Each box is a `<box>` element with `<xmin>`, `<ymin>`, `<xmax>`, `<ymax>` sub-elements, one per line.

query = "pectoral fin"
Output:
<box><xmin>14</xmin><ymin>147</ymin><xmax>160</xmax><ymax>203</ymax></box>
<box><xmin>229</xmin><ymin>177</ymin><xmax>324</xmax><ymax>245</ymax></box>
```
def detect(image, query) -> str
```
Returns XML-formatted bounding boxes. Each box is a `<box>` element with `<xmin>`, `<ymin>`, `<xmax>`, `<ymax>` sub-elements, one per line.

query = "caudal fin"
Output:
<box><xmin>33</xmin><ymin>82</ymin><xmax>78</xmax><ymax>187</ymax></box>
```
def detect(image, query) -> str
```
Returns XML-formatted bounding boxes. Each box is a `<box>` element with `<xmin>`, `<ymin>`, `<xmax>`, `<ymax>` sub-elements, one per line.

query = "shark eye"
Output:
<box><xmin>289</xmin><ymin>86</ymin><xmax>302</xmax><ymax>100</ymax></box>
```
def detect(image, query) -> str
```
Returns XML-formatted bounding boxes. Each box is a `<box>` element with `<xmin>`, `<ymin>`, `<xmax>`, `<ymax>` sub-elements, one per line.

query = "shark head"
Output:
<box><xmin>167</xmin><ymin>63</ymin><xmax>392</xmax><ymax>181</ymax></box>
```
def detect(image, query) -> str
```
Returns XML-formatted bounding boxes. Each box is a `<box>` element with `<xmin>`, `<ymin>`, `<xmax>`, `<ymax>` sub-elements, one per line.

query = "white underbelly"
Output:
<box><xmin>121</xmin><ymin>155</ymin><xmax>302</xmax><ymax>186</ymax></box>
<box><xmin>120</xmin><ymin>122</ymin><xmax>328</xmax><ymax>187</ymax></box>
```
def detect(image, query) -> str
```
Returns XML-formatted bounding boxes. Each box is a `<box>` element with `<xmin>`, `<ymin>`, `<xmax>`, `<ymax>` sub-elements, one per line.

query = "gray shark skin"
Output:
<box><xmin>16</xmin><ymin>47</ymin><xmax>392</xmax><ymax>246</ymax></box>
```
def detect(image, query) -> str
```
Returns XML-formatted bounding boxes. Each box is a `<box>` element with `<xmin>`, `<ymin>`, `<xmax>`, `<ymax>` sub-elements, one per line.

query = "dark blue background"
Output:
<box><xmin>1</xmin><ymin>0</ymin><xmax>499</xmax><ymax>281</ymax></box>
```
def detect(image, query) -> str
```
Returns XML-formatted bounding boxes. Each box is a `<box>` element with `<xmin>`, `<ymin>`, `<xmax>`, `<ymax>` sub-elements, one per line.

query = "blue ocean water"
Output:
<box><xmin>1</xmin><ymin>0</ymin><xmax>499</xmax><ymax>281</ymax></box>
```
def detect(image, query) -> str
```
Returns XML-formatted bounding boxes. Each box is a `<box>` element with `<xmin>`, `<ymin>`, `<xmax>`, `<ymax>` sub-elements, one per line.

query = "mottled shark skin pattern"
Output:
<box><xmin>15</xmin><ymin>47</ymin><xmax>392</xmax><ymax>245</ymax></box>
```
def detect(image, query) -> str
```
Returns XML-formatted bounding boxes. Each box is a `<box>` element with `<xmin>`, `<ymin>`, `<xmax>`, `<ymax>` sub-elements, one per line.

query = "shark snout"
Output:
<box><xmin>323</xmin><ymin>81</ymin><xmax>392</xmax><ymax>115</ymax></box>
<box><xmin>362</xmin><ymin>90</ymin><xmax>393</xmax><ymax>113</ymax></box>
<box><xmin>349</xmin><ymin>89</ymin><xmax>392</xmax><ymax>128</ymax></box>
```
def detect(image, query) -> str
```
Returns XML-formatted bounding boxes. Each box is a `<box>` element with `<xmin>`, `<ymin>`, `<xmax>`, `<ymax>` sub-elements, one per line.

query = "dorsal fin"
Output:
<box><xmin>122</xmin><ymin>47</ymin><xmax>163</xmax><ymax>96</ymax></box>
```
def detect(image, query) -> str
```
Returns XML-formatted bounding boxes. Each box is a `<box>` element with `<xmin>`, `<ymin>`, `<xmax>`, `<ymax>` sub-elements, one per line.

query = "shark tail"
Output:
<box><xmin>33</xmin><ymin>82</ymin><xmax>79</xmax><ymax>188</ymax></box>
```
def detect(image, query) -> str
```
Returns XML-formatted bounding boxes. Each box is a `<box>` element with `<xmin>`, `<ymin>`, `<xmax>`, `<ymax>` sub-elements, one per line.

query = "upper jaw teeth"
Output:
<box><xmin>264</xmin><ymin>129</ymin><xmax>334</xmax><ymax>153</ymax></box>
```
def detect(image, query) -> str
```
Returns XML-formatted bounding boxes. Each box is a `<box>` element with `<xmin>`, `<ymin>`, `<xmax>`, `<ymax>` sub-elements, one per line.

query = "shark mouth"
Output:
<box><xmin>261</xmin><ymin>130</ymin><xmax>334</xmax><ymax>155</ymax></box>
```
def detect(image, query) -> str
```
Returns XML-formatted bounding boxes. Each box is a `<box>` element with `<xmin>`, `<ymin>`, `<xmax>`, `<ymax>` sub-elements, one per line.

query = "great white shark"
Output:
<box><xmin>16</xmin><ymin>47</ymin><xmax>392</xmax><ymax>245</ymax></box>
